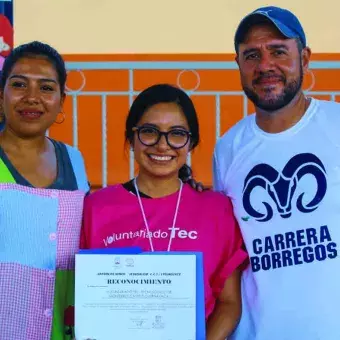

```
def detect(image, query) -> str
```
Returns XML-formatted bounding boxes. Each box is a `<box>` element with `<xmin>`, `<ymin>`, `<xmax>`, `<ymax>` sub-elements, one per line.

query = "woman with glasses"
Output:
<box><xmin>81</xmin><ymin>83</ymin><xmax>248</xmax><ymax>339</ymax></box>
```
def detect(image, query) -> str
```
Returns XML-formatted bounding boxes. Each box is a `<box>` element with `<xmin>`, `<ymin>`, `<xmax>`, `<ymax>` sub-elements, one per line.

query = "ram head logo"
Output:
<box><xmin>242</xmin><ymin>153</ymin><xmax>327</xmax><ymax>222</ymax></box>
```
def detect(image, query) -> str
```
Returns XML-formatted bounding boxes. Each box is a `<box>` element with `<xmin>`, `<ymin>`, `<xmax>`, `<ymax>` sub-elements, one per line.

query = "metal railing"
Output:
<box><xmin>63</xmin><ymin>60</ymin><xmax>340</xmax><ymax>187</ymax></box>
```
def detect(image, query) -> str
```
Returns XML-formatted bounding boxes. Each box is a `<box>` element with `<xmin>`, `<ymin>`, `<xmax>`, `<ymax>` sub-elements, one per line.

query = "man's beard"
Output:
<box><xmin>242</xmin><ymin>64</ymin><xmax>303</xmax><ymax>112</ymax></box>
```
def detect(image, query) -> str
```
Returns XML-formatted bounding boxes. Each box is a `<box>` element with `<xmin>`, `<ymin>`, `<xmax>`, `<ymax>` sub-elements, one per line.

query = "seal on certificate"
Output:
<box><xmin>152</xmin><ymin>315</ymin><xmax>165</xmax><ymax>329</ymax></box>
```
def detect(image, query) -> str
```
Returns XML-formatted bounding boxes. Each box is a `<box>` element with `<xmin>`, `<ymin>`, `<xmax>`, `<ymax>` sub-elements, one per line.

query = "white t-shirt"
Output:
<box><xmin>213</xmin><ymin>98</ymin><xmax>340</xmax><ymax>340</ymax></box>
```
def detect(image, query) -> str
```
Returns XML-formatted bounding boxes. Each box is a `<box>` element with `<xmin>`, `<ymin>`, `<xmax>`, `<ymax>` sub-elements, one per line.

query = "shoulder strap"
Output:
<box><xmin>65</xmin><ymin>144</ymin><xmax>90</xmax><ymax>192</ymax></box>
<box><xmin>0</xmin><ymin>158</ymin><xmax>16</xmax><ymax>183</ymax></box>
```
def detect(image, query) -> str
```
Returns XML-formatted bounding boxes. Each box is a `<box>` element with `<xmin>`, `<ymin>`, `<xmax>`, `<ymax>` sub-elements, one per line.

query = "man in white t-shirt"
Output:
<box><xmin>213</xmin><ymin>6</ymin><xmax>340</xmax><ymax>340</ymax></box>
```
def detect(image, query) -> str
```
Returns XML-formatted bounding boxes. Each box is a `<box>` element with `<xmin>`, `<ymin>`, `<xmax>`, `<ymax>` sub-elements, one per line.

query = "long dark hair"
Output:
<box><xmin>125</xmin><ymin>83</ymin><xmax>200</xmax><ymax>182</ymax></box>
<box><xmin>0</xmin><ymin>41</ymin><xmax>66</xmax><ymax>93</ymax></box>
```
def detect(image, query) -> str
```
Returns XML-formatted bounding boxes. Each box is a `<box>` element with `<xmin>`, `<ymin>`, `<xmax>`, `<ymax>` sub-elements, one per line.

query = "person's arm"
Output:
<box><xmin>79</xmin><ymin>193</ymin><xmax>93</xmax><ymax>249</ymax></box>
<box><xmin>206</xmin><ymin>268</ymin><xmax>242</xmax><ymax>340</ymax></box>
<box><xmin>213</xmin><ymin>147</ymin><xmax>224</xmax><ymax>192</ymax></box>
<box><xmin>206</xmin><ymin>195</ymin><xmax>248</xmax><ymax>339</ymax></box>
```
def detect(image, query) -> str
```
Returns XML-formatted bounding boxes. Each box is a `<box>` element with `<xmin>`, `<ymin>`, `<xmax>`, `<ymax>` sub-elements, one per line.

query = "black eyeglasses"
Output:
<box><xmin>132</xmin><ymin>126</ymin><xmax>192</xmax><ymax>149</ymax></box>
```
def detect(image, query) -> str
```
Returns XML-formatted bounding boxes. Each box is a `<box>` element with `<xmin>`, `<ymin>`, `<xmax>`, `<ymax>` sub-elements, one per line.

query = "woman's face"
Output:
<box><xmin>133</xmin><ymin>102</ymin><xmax>191</xmax><ymax>180</ymax></box>
<box><xmin>0</xmin><ymin>56</ymin><xmax>64</xmax><ymax>137</ymax></box>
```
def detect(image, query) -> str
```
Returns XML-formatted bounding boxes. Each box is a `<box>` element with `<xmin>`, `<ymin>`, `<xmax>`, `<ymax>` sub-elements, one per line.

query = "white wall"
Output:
<box><xmin>14</xmin><ymin>0</ymin><xmax>340</xmax><ymax>53</ymax></box>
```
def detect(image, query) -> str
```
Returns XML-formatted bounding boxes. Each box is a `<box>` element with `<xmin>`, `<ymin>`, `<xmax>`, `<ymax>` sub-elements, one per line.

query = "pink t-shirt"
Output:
<box><xmin>0</xmin><ymin>56</ymin><xmax>4</xmax><ymax>70</ymax></box>
<box><xmin>81</xmin><ymin>184</ymin><xmax>248</xmax><ymax>318</ymax></box>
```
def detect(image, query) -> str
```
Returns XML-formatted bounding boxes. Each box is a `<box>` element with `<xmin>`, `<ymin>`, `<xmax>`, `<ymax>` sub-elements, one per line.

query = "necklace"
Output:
<box><xmin>134</xmin><ymin>177</ymin><xmax>183</xmax><ymax>252</ymax></box>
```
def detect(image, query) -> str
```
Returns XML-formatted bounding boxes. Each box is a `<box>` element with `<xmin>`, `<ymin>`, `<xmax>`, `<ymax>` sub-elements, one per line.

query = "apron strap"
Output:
<box><xmin>65</xmin><ymin>144</ymin><xmax>89</xmax><ymax>192</ymax></box>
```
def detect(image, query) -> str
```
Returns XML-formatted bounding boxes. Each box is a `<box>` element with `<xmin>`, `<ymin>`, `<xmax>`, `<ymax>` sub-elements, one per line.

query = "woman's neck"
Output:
<box><xmin>136</xmin><ymin>172</ymin><xmax>181</xmax><ymax>198</ymax></box>
<box><xmin>0</xmin><ymin>128</ymin><xmax>47</xmax><ymax>154</ymax></box>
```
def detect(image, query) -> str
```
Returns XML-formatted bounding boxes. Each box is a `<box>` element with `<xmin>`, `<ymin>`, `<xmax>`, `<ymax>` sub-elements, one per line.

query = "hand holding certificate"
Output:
<box><xmin>75</xmin><ymin>250</ymin><xmax>205</xmax><ymax>340</ymax></box>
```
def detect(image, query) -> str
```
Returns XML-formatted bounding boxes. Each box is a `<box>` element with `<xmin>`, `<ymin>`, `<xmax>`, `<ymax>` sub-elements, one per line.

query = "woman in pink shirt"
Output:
<box><xmin>81</xmin><ymin>83</ymin><xmax>248</xmax><ymax>339</ymax></box>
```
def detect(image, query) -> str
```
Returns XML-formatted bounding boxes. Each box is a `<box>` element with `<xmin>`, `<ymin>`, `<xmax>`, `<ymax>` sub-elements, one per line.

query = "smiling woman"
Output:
<box><xmin>124</xmin><ymin>85</ymin><xmax>199</xmax><ymax>198</ymax></box>
<box><xmin>81</xmin><ymin>84</ymin><xmax>249</xmax><ymax>339</ymax></box>
<box><xmin>3</xmin><ymin>57</ymin><xmax>64</xmax><ymax>142</ymax></box>
<box><xmin>0</xmin><ymin>41</ymin><xmax>89</xmax><ymax>339</ymax></box>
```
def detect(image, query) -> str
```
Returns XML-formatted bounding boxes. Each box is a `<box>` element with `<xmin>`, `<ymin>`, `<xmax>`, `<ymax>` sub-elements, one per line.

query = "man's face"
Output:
<box><xmin>237</xmin><ymin>23</ymin><xmax>309</xmax><ymax>112</ymax></box>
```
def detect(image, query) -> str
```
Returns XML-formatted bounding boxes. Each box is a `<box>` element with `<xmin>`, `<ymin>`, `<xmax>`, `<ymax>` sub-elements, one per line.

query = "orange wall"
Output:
<box><xmin>49</xmin><ymin>54</ymin><xmax>340</xmax><ymax>188</ymax></box>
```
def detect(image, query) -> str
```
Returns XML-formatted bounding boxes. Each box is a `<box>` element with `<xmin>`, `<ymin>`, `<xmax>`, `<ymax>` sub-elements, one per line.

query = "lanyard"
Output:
<box><xmin>133</xmin><ymin>177</ymin><xmax>183</xmax><ymax>252</ymax></box>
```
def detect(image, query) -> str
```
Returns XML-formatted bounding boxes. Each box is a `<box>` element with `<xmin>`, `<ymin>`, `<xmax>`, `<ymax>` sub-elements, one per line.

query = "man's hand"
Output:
<box><xmin>186</xmin><ymin>178</ymin><xmax>208</xmax><ymax>192</ymax></box>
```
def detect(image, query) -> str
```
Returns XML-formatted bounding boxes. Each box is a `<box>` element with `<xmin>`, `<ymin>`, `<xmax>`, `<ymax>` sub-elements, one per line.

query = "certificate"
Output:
<box><xmin>75</xmin><ymin>251</ymin><xmax>205</xmax><ymax>340</ymax></box>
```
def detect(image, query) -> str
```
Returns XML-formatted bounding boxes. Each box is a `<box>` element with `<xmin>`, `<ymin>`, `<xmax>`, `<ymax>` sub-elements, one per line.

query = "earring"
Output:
<box><xmin>55</xmin><ymin>111</ymin><xmax>65</xmax><ymax>124</ymax></box>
